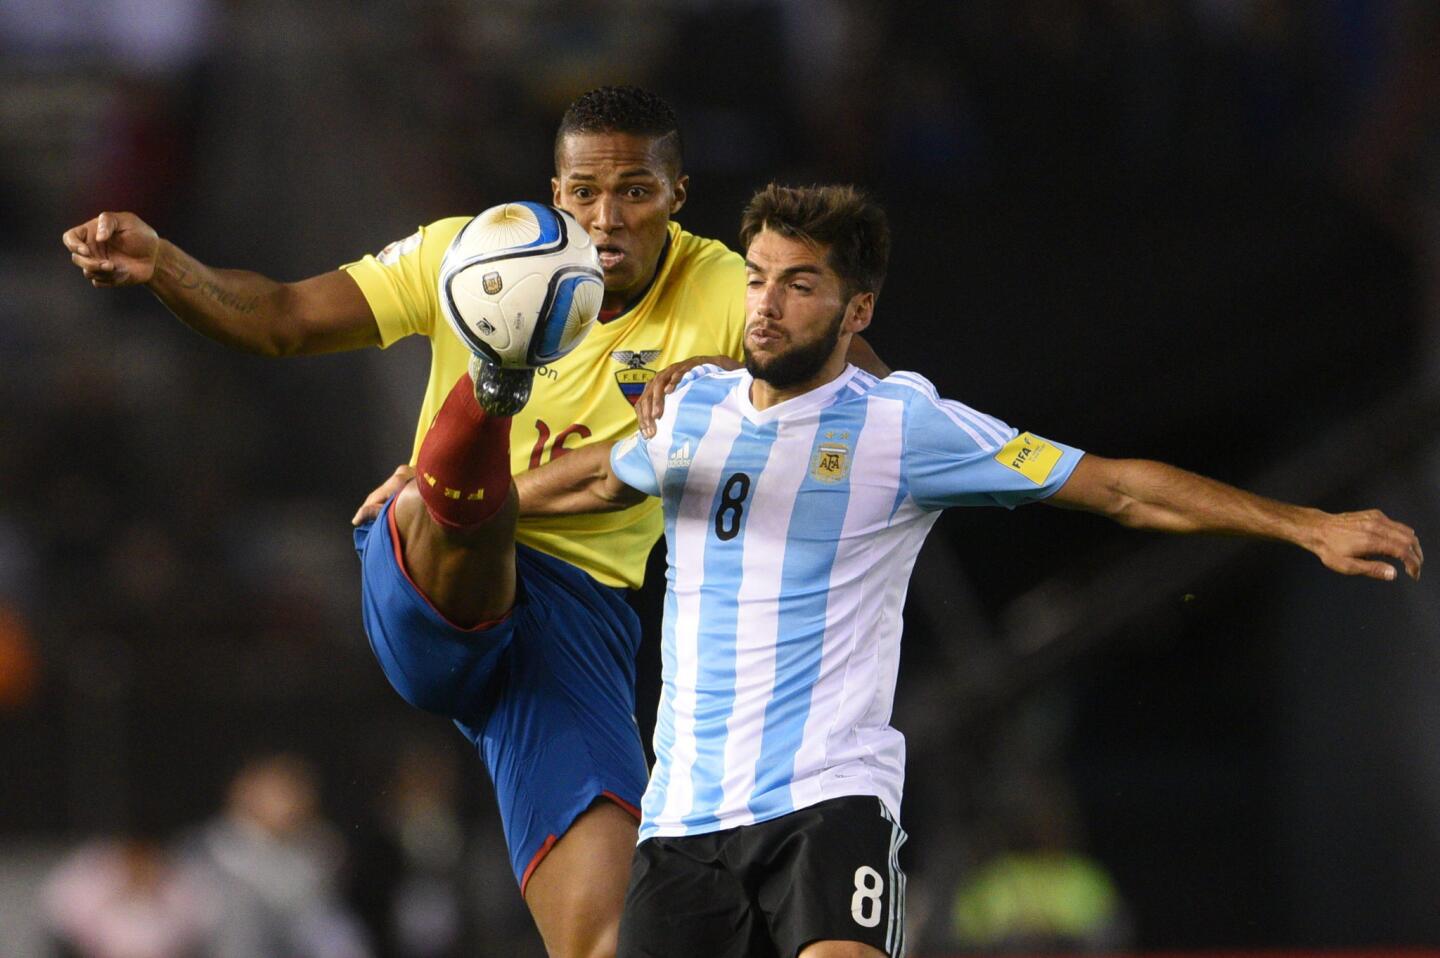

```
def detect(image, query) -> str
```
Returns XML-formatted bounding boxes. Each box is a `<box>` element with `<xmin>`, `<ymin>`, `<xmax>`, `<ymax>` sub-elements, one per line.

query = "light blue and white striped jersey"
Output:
<box><xmin>611</xmin><ymin>364</ymin><xmax>1085</xmax><ymax>839</ymax></box>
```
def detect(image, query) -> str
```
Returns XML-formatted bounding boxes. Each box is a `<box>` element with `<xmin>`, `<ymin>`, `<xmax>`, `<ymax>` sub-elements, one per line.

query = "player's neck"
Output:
<box><xmin>749</xmin><ymin>354</ymin><xmax>851</xmax><ymax>411</ymax></box>
<box><xmin>600</xmin><ymin>232</ymin><xmax>672</xmax><ymax>317</ymax></box>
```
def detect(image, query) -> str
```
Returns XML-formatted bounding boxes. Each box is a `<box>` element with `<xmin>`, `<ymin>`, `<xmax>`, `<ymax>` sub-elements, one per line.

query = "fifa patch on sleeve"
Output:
<box><xmin>994</xmin><ymin>432</ymin><xmax>1063</xmax><ymax>485</ymax></box>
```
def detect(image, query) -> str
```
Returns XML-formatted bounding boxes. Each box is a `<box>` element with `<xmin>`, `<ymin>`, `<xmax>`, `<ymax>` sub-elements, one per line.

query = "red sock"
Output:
<box><xmin>415</xmin><ymin>373</ymin><xmax>513</xmax><ymax>531</ymax></box>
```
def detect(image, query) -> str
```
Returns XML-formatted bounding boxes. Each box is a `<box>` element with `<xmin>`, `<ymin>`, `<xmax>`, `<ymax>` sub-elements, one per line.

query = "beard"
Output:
<box><xmin>744</xmin><ymin>305</ymin><xmax>846</xmax><ymax>390</ymax></box>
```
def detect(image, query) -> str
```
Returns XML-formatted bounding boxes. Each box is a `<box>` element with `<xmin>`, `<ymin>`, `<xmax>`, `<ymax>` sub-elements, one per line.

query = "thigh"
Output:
<box><xmin>465</xmin><ymin>545</ymin><xmax>650</xmax><ymax>889</ymax></box>
<box><xmin>525</xmin><ymin>800</ymin><xmax>638</xmax><ymax>958</ymax></box>
<box><xmin>617</xmin><ymin>836</ymin><xmax>776</xmax><ymax>958</ymax></box>
<box><xmin>389</xmin><ymin>479</ymin><xmax>518</xmax><ymax>627</ymax></box>
<box><xmin>751</xmin><ymin>797</ymin><xmax>908</xmax><ymax>958</ymax></box>
<box><xmin>355</xmin><ymin>495</ymin><xmax>512</xmax><ymax>721</ymax></box>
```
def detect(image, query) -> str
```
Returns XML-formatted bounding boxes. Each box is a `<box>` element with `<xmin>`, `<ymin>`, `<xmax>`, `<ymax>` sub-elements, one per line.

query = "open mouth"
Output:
<box><xmin>596</xmin><ymin>245</ymin><xmax>625</xmax><ymax>269</ymax></box>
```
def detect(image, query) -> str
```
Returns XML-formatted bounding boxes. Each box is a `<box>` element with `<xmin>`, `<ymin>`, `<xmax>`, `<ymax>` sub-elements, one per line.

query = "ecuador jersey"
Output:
<box><xmin>610</xmin><ymin>366</ymin><xmax>1085</xmax><ymax>838</ymax></box>
<box><xmin>343</xmin><ymin>218</ymin><xmax>746</xmax><ymax>588</ymax></box>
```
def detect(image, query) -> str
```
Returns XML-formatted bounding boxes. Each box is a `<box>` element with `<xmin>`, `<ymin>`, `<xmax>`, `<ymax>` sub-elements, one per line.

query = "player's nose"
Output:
<box><xmin>591</xmin><ymin>195</ymin><xmax>623</xmax><ymax>233</ymax></box>
<box><xmin>752</xmin><ymin>282</ymin><xmax>783</xmax><ymax>318</ymax></box>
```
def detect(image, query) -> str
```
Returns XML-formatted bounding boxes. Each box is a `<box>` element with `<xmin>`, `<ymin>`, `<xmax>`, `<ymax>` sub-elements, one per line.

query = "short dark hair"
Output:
<box><xmin>739</xmin><ymin>184</ymin><xmax>890</xmax><ymax>298</ymax></box>
<box><xmin>554</xmin><ymin>86</ymin><xmax>683</xmax><ymax>176</ymax></box>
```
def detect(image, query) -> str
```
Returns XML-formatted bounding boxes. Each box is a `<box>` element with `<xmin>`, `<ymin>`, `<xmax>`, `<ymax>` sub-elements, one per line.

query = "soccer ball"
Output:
<box><xmin>438</xmin><ymin>202</ymin><xmax>604</xmax><ymax>368</ymax></box>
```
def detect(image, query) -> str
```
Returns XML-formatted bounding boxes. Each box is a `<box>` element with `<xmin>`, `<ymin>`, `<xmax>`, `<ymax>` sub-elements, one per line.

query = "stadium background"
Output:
<box><xmin>1</xmin><ymin>1</ymin><xmax>1438</xmax><ymax>955</ymax></box>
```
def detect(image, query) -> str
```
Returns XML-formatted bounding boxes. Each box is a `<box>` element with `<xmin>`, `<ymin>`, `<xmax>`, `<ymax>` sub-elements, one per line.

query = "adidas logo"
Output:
<box><xmin>668</xmin><ymin>441</ymin><xmax>693</xmax><ymax>469</ymax></box>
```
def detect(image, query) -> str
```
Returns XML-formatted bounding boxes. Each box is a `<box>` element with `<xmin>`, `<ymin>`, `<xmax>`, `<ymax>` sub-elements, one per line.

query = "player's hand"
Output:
<box><xmin>1308</xmin><ymin>508</ymin><xmax>1423</xmax><ymax>581</ymax></box>
<box><xmin>62</xmin><ymin>211</ymin><xmax>160</xmax><ymax>287</ymax></box>
<box><xmin>352</xmin><ymin>464</ymin><xmax>415</xmax><ymax>526</ymax></box>
<box><xmin>635</xmin><ymin>355</ymin><xmax>739</xmax><ymax>438</ymax></box>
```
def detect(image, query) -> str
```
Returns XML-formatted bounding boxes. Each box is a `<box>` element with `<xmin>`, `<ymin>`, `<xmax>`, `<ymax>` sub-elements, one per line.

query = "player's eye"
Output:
<box><xmin>626</xmin><ymin>187</ymin><xmax>649</xmax><ymax>199</ymax></box>
<box><xmin>572</xmin><ymin>187</ymin><xmax>594</xmax><ymax>200</ymax></box>
<box><xmin>790</xmin><ymin>282</ymin><xmax>812</xmax><ymax>293</ymax></box>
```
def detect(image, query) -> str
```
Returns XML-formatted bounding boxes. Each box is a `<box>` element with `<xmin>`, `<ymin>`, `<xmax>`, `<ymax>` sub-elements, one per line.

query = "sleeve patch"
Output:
<box><xmin>376</xmin><ymin>230</ymin><xmax>422</xmax><ymax>265</ymax></box>
<box><xmin>994</xmin><ymin>432</ymin><xmax>1063</xmax><ymax>485</ymax></box>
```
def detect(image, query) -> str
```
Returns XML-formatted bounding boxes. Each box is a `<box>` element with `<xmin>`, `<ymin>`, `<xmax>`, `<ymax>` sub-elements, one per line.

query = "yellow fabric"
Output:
<box><xmin>343</xmin><ymin>218</ymin><xmax>746</xmax><ymax>588</ymax></box>
<box><xmin>951</xmin><ymin>853</ymin><xmax>1122</xmax><ymax>945</ymax></box>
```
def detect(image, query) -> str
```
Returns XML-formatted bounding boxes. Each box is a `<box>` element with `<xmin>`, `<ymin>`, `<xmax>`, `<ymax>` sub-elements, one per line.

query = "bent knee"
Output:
<box><xmin>389</xmin><ymin>480</ymin><xmax>518</xmax><ymax>627</ymax></box>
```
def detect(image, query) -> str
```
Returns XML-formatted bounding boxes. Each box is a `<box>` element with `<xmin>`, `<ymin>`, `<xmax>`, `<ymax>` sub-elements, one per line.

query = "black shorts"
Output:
<box><xmin>617</xmin><ymin>795</ymin><xmax>908</xmax><ymax>958</ymax></box>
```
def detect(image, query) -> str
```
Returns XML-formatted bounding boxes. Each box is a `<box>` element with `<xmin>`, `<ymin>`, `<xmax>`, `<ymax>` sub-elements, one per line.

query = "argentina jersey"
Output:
<box><xmin>611</xmin><ymin>365</ymin><xmax>1085</xmax><ymax>839</ymax></box>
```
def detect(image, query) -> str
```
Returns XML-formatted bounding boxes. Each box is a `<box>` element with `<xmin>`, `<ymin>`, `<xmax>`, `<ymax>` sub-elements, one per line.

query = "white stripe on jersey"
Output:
<box><xmin>787</xmin><ymin>393</ymin><xmax>908</xmax><ymax>815</ymax></box>
<box><xmin>715</xmin><ymin>414</ymin><xmax>822</xmax><ymax>825</ymax></box>
<box><xmin>657</xmin><ymin>397</ymin><xmax>746</xmax><ymax>829</ymax></box>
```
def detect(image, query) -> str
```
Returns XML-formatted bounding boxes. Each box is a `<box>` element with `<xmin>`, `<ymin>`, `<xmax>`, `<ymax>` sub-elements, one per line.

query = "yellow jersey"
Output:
<box><xmin>343</xmin><ymin>218</ymin><xmax>746</xmax><ymax>588</ymax></box>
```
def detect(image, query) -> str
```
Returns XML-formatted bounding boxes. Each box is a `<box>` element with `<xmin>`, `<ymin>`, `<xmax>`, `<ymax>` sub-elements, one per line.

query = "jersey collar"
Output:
<box><xmin>736</xmin><ymin>364</ymin><xmax>861</xmax><ymax>425</ymax></box>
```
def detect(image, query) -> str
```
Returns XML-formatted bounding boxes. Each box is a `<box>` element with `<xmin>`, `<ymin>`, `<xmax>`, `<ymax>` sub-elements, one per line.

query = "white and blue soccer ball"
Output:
<box><xmin>438</xmin><ymin>202</ymin><xmax>604</xmax><ymax>368</ymax></box>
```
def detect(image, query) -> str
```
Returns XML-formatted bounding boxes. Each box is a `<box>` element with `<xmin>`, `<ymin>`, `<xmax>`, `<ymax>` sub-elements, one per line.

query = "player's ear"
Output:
<box><xmin>669</xmin><ymin>174</ymin><xmax>689</xmax><ymax>215</ymax></box>
<box><xmin>550</xmin><ymin>176</ymin><xmax>563</xmax><ymax>207</ymax></box>
<box><xmin>846</xmin><ymin>292</ymin><xmax>874</xmax><ymax>333</ymax></box>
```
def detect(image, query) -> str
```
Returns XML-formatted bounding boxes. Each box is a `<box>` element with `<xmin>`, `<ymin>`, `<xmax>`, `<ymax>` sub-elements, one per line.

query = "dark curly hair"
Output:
<box><xmin>739</xmin><ymin>184</ymin><xmax>890</xmax><ymax>298</ymax></box>
<box><xmin>554</xmin><ymin>86</ymin><xmax>683</xmax><ymax>176</ymax></box>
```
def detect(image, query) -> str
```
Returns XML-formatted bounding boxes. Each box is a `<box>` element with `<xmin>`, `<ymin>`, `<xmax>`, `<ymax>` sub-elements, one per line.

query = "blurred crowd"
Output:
<box><xmin>2</xmin><ymin>0</ymin><xmax>1439</xmax><ymax>954</ymax></box>
<box><xmin>36</xmin><ymin>748</ymin><xmax>545</xmax><ymax>958</ymax></box>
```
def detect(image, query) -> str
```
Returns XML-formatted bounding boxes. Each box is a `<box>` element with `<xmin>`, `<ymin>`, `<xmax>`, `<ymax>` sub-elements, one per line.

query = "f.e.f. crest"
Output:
<box><xmin>612</xmin><ymin>349</ymin><xmax>662</xmax><ymax>406</ymax></box>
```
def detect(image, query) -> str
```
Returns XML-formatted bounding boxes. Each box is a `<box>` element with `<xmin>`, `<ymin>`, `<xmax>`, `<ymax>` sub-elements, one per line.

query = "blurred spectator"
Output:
<box><xmin>947</xmin><ymin>776</ymin><xmax>1131</xmax><ymax>953</ymax></box>
<box><xmin>180</xmin><ymin>753</ymin><xmax>371</xmax><ymax>958</ymax></box>
<box><xmin>346</xmin><ymin>745</ymin><xmax>469</xmax><ymax>958</ymax></box>
<box><xmin>39</xmin><ymin>834</ymin><xmax>217</xmax><ymax>958</ymax></box>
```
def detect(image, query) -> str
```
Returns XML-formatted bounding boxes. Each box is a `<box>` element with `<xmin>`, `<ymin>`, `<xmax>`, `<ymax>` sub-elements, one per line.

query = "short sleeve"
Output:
<box><xmin>611</xmin><ymin>432</ymin><xmax>660</xmax><ymax>498</ymax></box>
<box><xmin>901</xmin><ymin>388</ymin><xmax>1084</xmax><ymax>511</ymax></box>
<box><xmin>341</xmin><ymin>218</ymin><xmax>468</xmax><ymax>348</ymax></box>
<box><xmin>673</xmin><ymin>362</ymin><xmax>725</xmax><ymax>391</ymax></box>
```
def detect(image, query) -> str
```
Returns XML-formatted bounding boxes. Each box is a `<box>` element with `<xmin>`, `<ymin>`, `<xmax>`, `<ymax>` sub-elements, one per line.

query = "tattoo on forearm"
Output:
<box><xmin>165</xmin><ymin>261</ymin><xmax>200</xmax><ymax>290</ymax></box>
<box><xmin>164</xmin><ymin>262</ymin><xmax>259</xmax><ymax>314</ymax></box>
<box><xmin>198</xmin><ymin>281</ymin><xmax>260</xmax><ymax>314</ymax></box>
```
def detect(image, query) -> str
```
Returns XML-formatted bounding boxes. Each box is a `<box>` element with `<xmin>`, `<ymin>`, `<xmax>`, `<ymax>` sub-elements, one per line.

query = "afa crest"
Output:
<box><xmin>612</xmin><ymin>349</ymin><xmax>662</xmax><ymax>407</ymax></box>
<box><xmin>481</xmin><ymin>271</ymin><xmax>503</xmax><ymax>295</ymax></box>
<box><xmin>810</xmin><ymin>434</ymin><xmax>851</xmax><ymax>483</ymax></box>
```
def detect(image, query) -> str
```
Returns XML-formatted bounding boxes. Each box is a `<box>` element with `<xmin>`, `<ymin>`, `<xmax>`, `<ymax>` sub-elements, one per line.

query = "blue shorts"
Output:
<box><xmin>354</xmin><ymin>498</ymin><xmax>648</xmax><ymax>890</ymax></box>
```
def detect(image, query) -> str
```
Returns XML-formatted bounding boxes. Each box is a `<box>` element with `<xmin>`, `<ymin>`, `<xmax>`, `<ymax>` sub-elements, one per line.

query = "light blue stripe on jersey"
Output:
<box><xmin>747</xmin><ymin>396</ymin><xmax>869</xmax><ymax>821</ymax></box>
<box><xmin>683</xmin><ymin>415</ymin><xmax>780</xmax><ymax>830</ymax></box>
<box><xmin>645</xmin><ymin>374</ymin><xmax>733</xmax><ymax>828</ymax></box>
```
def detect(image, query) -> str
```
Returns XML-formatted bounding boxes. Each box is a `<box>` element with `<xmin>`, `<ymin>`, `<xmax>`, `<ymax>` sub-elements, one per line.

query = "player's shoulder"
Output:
<box><xmin>870</xmin><ymin>369</ymin><xmax>941</xmax><ymax>400</ymax></box>
<box><xmin>674</xmin><ymin>362</ymin><xmax>745</xmax><ymax>396</ymax></box>
<box><xmin>421</xmin><ymin>215</ymin><xmax>473</xmax><ymax>247</ymax></box>
<box><xmin>871</xmin><ymin>370</ymin><xmax>1014</xmax><ymax>450</ymax></box>
<box><xmin>869</xmin><ymin>369</ymin><xmax>964</xmax><ymax>410</ymax></box>
<box><xmin>669</xmin><ymin>223</ymin><xmax>744</xmax><ymax>275</ymax></box>
<box><xmin>367</xmin><ymin>216</ymin><xmax>469</xmax><ymax>267</ymax></box>
<box><xmin>845</xmin><ymin>369</ymin><xmax>934</xmax><ymax>413</ymax></box>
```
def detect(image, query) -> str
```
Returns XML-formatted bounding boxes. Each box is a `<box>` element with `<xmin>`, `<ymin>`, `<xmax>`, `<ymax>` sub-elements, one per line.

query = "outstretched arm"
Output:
<box><xmin>515</xmin><ymin>441</ymin><xmax>649</xmax><ymax>517</ymax></box>
<box><xmin>63</xmin><ymin>211</ymin><xmax>379</xmax><ymax>356</ymax></box>
<box><xmin>1050</xmin><ymin>454</ymin><xmax>1423</xmax><ymax>581</ymax></box>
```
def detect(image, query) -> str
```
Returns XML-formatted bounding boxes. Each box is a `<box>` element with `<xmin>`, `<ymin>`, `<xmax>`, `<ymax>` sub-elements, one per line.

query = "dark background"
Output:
<box><xmin>2</xmin><ymin>1</ymin><xmax>1438</xmax><ymax>954</ymax></box>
